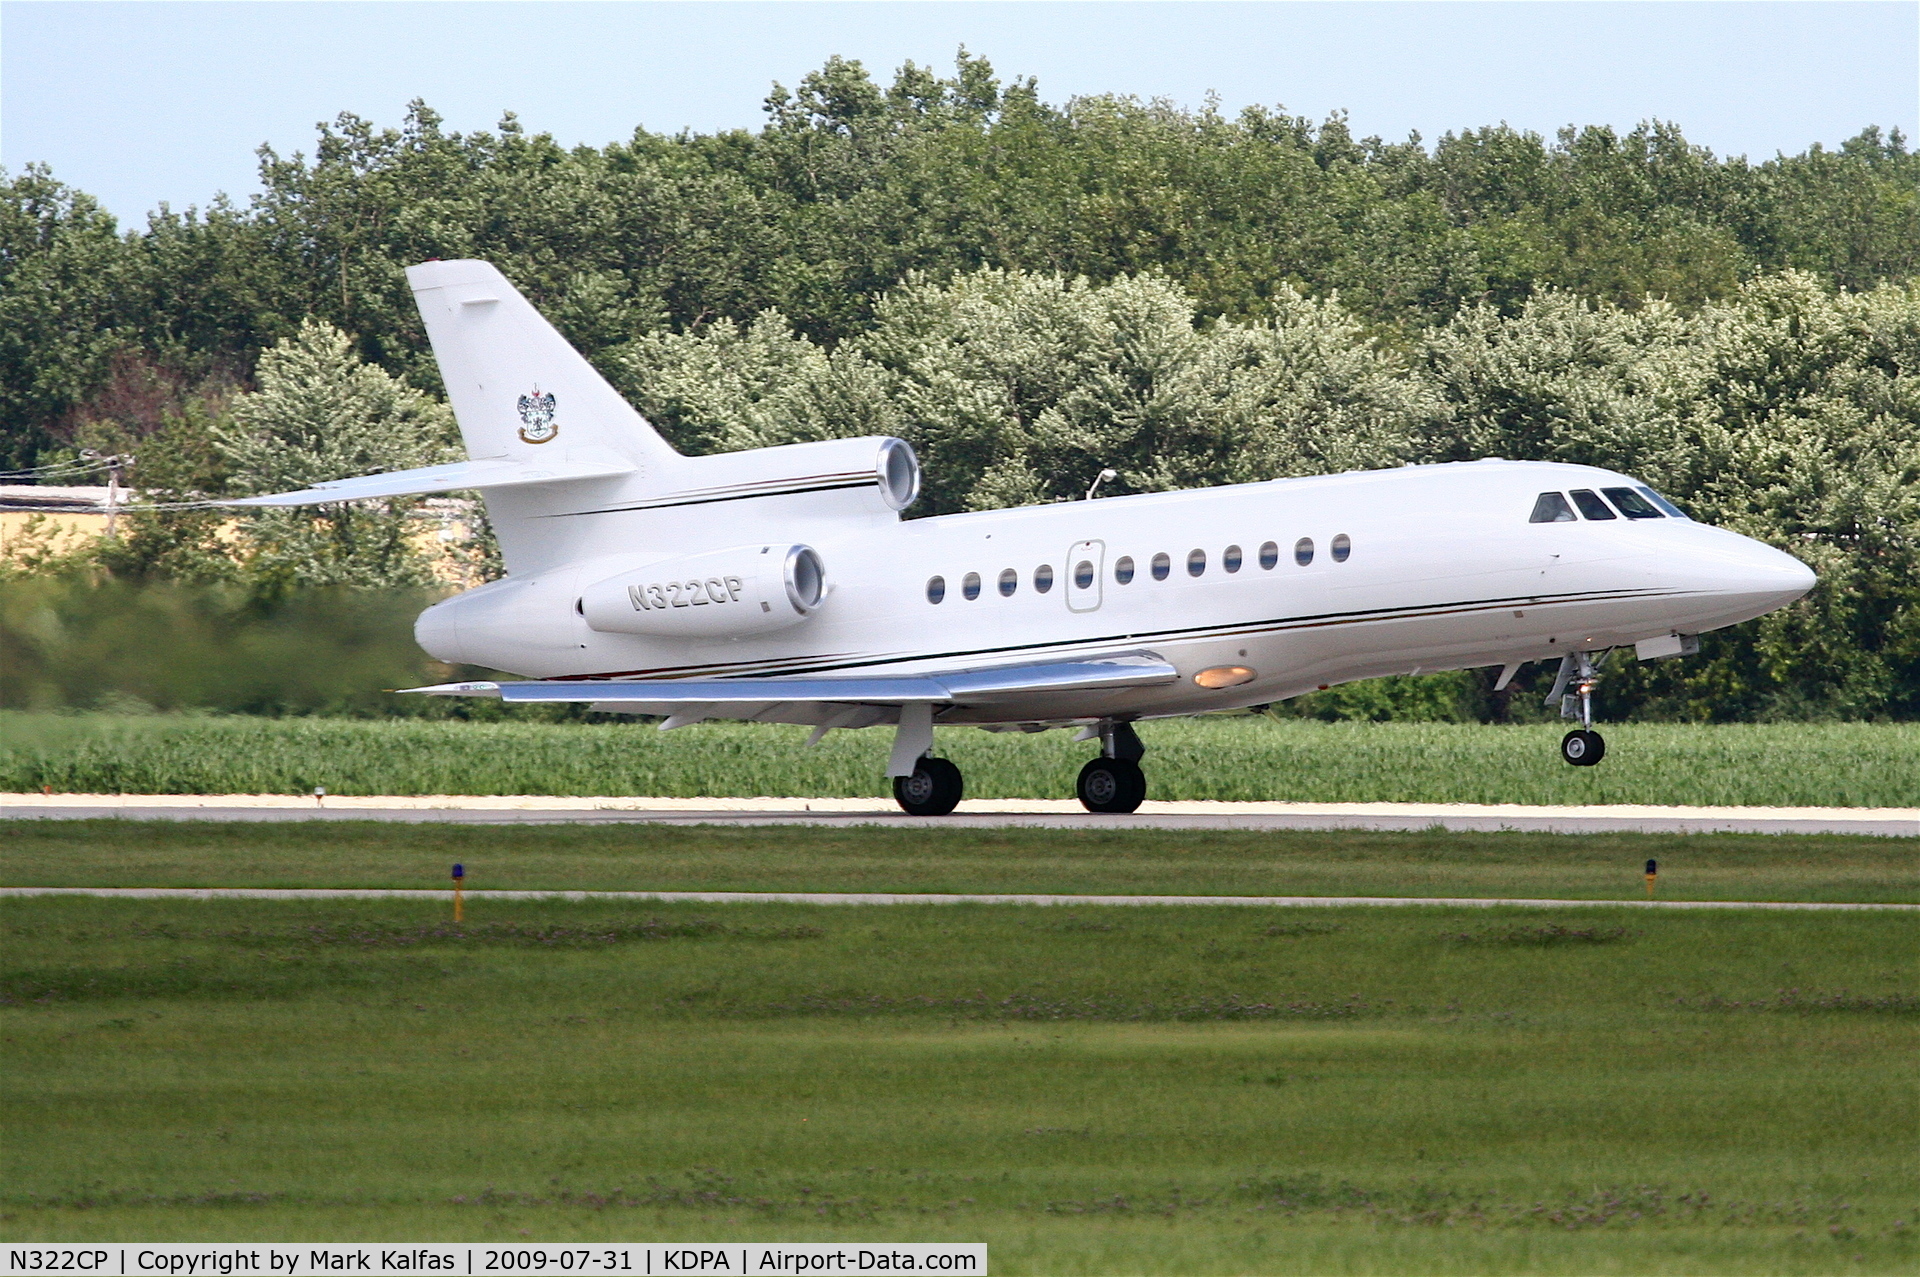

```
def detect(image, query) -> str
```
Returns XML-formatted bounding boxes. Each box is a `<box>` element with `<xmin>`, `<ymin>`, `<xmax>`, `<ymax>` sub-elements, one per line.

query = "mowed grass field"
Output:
<box><xmin>3</xmin><ymin>821</ymin><xmax>1918</xmax><ymax>1272</ymax></box>
<box><xmin>4</xmin><ymin>819</ymin><xmax>1918</xmax><ymax>903</ymax></box>
<box><xmin>2</xmin><ymin>889</ymin><xmax>1916</xmax><ymax>1274</ymax></box>
<box><xmin>4</xmin><ymin>713</ymin><xmax>1917</xmax><ymax>807</ymax></box>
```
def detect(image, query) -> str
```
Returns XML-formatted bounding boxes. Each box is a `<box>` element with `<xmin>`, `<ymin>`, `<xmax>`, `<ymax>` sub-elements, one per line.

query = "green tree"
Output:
<box><xmin>620</xmin><ymin>266</ymin><xmax>1428</xmax><ymax>514</ymax></box>
<box><xmin>857</xmin><ymin>269</ymin><xmax>1428</xmax><ymax>510</ymax></box>
<box><xmin>0</xmin><ymin>166</ymin><xmax>129</xmax><ymax>470</ymax></box>
<box><xmin>216</xmin><ymin>319</ymin><xmax>457</xmax><ymax>592</ymax></box>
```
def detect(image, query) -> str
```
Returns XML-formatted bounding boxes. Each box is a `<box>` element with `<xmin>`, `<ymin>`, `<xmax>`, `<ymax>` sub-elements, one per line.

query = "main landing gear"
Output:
<box><xmin>893</xmin><ymin>756</ymin><xmax>964</xmax><ymax>816</ymax></box>
<box><xmin>886</xmin><ymin>715</ymin><xmax>1149</xmax><ymax>816</ymax></box>
<box><xmin>1547</xmin><ymin>651</ymin><xmax>1607</xmax><ymax>767</ymax></box>
<box><xmin>1076</xmin><ymin>721</ymin><xmax>1147</xmax><ymax>814</ymax></box>
<box><xmin>888</xmin><ymin>704</ymin><xmax>965</xmax><ymax>816</ymax></box>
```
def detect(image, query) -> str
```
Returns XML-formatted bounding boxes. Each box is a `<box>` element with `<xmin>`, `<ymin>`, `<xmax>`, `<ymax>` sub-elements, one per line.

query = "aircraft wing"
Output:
<box><xmin>225</xmin><ymin>456</ymin><xmax>635</xmax><ymax>507</ymax></box>
<box><xmin>401</xmin><ymin>654</ymin><xmax>1180</xmax><ymax>722</ymax></box>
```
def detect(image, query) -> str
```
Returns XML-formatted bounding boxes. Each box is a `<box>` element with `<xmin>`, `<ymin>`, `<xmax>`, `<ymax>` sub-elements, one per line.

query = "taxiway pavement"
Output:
<box><xmin>2</xmin><ymin>793</ymin><xmax>1914</xmax><ymax>836</ymax></box>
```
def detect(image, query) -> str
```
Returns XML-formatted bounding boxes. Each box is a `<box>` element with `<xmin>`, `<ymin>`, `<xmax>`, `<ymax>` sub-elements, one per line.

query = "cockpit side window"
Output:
<box><xmin>1530</xmin><ymin>492</ymin><xmax>1576</xmax><ymax>523</ymax></box>
<box><xmin>1569</xmin><ymin>489</ymin><xmax>1617</xmax><ymax>520</ymax></box>
<box><xmin>1637</xmin><ymin>486</ymin><xmax>1689</xmax><ymax>519</ymax></box>
<box><xmin>1602</xmin><ymin>487</ymin><xmax>1663</xmax><ymax>519</ymax></box>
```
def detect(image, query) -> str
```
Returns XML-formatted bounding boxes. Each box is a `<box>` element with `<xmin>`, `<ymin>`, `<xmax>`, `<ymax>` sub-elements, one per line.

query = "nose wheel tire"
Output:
<box><xmin>1077</xmin><ymin>757</ymin><xmax>1146</xmax><ymax>814</ymax></box>
<box><xmin>1560</xmin><ymin>729</ymin><xmax>1606</xmax><ymax>767</ymax></box>
<box><xmin>893</xmin><ymin>756</ymin><xmax>964</xmax><ymax>816</ymax></box>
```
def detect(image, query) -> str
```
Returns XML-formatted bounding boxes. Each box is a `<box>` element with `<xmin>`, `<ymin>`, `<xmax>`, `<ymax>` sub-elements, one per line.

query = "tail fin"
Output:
<box><xmin>406</xmin><ymin>260</ymin><xmax>680</xmax><ymax>472</ymax></box>
<box><xmin>406</xmin><ymin>259</ymin><xmax>910</xmax><ymax>580</ymax></box>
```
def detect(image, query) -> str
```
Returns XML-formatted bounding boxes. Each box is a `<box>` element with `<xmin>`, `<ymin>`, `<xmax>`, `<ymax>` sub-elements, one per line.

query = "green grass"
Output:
<box><xmin>2</xmin><ymin>894</ymin><xmax>1915</xmax><ymax>1274</ymax></box>
<box><xmin>5</xmin><ymin>820</ymin><xmax>1918</xmax><ymax>902</ymax></box>
<box><xmin>4</xmin><ymin>713</ymin><xmax>1917</xmax><ymax>807</ymax></box>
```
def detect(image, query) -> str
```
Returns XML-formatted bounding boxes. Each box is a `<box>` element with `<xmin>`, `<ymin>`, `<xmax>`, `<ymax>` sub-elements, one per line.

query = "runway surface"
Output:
<box><xmin>4</xmin><ymin>887</ymin><xmax>1911</xmax><ymax>911</ymax></box>
<box><xmin>3</xmin><ymin>793</ymin><xmax>1915</xmax><ymax>835</ymax></box>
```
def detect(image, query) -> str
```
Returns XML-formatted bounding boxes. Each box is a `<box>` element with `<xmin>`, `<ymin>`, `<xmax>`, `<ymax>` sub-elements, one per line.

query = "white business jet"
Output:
<box><xmin>237</xmin><ymin>260</ymin><xmax>1816</xmax><ymax>815</ymax></box>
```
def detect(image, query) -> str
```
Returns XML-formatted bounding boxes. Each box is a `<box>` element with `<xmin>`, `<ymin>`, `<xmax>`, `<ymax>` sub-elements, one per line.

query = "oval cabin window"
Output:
<box><xmin>1331</xmin><ymin>534</ymin><xmax>1351</xmax><ymax>562</ymax></box>
<box><xmin>1034</xmin><ymin>564</ymin><xmax>1055</xmax><ymax>593</ymax></box>
<box><xmin>1259</xmin><ymin>541</ymin><xmax>1279</xmax><ymax>570</ymax></box>
<box><xmin>998</xmin><ymin>568</ymin><xmax>1018</xmax><ymax>597</ymax></box>
<box><xmin>1187</xmin><ymin>548</ymin><xmax>1206</xmax><ymax>577</ymax></box>
<box><xmin>1223</xmin><ymin>545</ymin><xmax>1243</xmax><ymax>573</ymax></box>
<box><xmin>1294</xmin><ymin>538</ymin><xmax>1315</xmax><ymax>566</ymax></box>
<box><xmin>962</xmin><ymin>572</ymin><xmax>982</xmax><ymax>600</ymax></box>
<box><xmin>1151</xmin><ymin>553</ymin><xmax>1171</xmax><ymax>581</ymax></box>
<box><xmin>1114</xmin><ymin>556</ymin><xmax>1135</xmax><ymax>584</ymax></box>
<box><xmin>926</xmin><ymin>576</ymin><xmax>945</xmax><ymax>604</ymax></box>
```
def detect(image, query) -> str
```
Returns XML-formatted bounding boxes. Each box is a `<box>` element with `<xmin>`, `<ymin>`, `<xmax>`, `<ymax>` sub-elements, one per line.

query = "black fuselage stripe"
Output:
<box><xmin>547</xmin><ymin>478</ymin><xmax>876</xmax><ymax>519</ymax></box>
<box><xmin>559</xmin><ymin>586</ymin><xmax>1688</xmax><ymax>683</ymax></box>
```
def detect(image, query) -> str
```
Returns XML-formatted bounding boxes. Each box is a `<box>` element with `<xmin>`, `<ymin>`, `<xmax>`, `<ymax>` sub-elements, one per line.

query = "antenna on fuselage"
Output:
<box><xmin>1085</xmin><ymin>469</ymin><xmax>1117</xmax><ymax>500</ymax></box>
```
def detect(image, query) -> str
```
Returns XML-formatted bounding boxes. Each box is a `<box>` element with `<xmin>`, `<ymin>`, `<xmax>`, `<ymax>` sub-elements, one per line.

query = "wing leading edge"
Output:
<box><xmin>401</xmin><ymin>654</ymin><xmax>1179</xmax><ymax>727</ymax></box>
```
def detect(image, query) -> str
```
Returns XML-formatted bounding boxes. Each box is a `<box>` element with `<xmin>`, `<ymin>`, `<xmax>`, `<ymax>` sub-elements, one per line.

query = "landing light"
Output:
<box><xmin>1195</xmin><ymin>665</ymin><xmax>1256</xmax><ymax>689</ymax></box>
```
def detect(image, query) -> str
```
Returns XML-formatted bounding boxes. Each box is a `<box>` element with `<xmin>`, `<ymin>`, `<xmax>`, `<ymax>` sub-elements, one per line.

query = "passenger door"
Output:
<box><xmin>1065</xmin><ymin>539</ymin><xmax>1105</xmax><ymax>612</ymax></box>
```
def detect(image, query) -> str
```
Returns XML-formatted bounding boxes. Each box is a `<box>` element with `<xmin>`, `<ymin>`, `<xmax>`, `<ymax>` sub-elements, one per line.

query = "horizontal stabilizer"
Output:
<box><xmin>400</xmin><ymin>656</ymin><xmax>1179</xmax><ymax>716</ymax></box>
<box><xmin>224</xmin><ymin>457</ymin><xmax>636</xmax><ymax>507</ymax></box>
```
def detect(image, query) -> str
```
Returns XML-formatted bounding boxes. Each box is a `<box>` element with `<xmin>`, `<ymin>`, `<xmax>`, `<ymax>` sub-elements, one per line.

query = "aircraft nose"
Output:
<box><xmin>1730</xmin><ymin>538</ymin><xmax>1817</xmax><ymax>601</ymax></box>
<box><xmin>1682</xmin><ymin>531</ymin><xmax>1817</xmax><ymax>617</ymax></box>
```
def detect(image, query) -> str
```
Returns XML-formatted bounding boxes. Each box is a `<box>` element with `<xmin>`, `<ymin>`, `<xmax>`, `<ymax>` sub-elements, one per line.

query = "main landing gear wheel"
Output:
<box><xmin>1560</xmin><ymin>729</ymin><xmax>1606</xmax><ymax>767</ymax></box>
<box><xmin>1077</xmin><ymin>757</ymin><xmax>1146</xmax><ymax>814</ymax></box>
<box><xmin>894</xmin><ymin>756</ymin><xmax>964</xmax><ymax>816</ymax></box>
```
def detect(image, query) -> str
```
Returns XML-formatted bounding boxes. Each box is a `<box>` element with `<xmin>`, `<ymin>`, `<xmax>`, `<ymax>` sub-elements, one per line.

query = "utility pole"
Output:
<box><xmin>81</xmin><ymin>450</ymin><xmax>134</xmax><ymax>539</ymax></box>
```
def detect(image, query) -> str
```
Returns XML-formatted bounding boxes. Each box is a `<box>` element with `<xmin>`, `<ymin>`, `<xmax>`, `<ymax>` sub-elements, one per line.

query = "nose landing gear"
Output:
<box><xmin>1560</xmin><ymin>729</ymin><xmax>1605</xmax><ymax>766</ymax></box>
<box><xmin>1077</xmin><ymin>720</ymin><xmax>1147</xmax><ymax>813</ymax></box>
<box><xmin>1547</xmin><ymin>651</ymin><xmax>1607</xmax><ymax>766</ymax></box>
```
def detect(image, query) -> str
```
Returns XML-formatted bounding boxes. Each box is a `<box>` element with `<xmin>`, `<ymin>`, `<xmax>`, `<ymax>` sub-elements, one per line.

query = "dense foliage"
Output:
<box><xmin>2</xmin><ymin>55</ymin><xmax>1916</xmax><ymax>719</ymax></box>
<box><xmin>6</xmin><ymin>55</ymin><xmax>1916</xmax><ymax>467</ymax></box>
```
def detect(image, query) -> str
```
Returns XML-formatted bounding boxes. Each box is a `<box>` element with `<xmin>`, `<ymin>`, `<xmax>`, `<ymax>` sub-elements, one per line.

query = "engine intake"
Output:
<box><xmin>580</xmin><ymin>544</ymin><xmax>826</xmax><ymax>638</ymax></box>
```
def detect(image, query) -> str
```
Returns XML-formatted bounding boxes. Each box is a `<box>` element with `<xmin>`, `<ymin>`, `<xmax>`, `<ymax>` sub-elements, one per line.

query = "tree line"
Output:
<box><xmin>6</xmin><ymin>52</ymin><xmax>1917</xmax><ymax>468</ymax></box>
<box><xmin>1</xmin><ymin>54</ymin><xmax>1915</xmax><ymax>720</ymax></box>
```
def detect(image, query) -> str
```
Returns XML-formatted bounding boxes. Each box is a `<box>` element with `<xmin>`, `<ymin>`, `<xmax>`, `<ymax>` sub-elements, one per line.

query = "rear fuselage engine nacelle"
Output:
<box><xmin>578</xmin><ymin>544</ymin><xmax>826</xmax><ymax>638</ymax></box>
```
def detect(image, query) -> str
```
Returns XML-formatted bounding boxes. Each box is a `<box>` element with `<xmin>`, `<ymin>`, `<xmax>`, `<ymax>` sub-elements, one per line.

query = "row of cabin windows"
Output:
<box><xmin>926</xmin><ymin>534</ymin><xmax>1352</xmax><ymax>604</ymax></box>
<box><xmin>1530</xmin><ymin>486</ymin><xmax>1688</xmax><ymax>523</ymax></box>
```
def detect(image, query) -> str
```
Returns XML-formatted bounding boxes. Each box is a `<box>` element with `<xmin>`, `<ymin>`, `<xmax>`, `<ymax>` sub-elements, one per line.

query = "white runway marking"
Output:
<box><xmin>2</xmin><ymin>887</ymin><xmax>1911</xmax><ymax>910</ymax></box>
<box><xmin>3</xmin><ymin>793</ymin><xmax>1915</xmax><ymax>836</ymax></box>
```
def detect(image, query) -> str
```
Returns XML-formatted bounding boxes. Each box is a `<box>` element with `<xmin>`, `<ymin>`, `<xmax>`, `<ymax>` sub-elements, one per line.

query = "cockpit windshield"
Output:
<box><xmin>1533</xmin><ymin>484</ymin><xmax>1691</xmax><ymax>523</ymax></box>
<box><xmin>1637</xmin><ymin>486</ymin><xmax>1689</xmax><ymax>518</ymax></box>
<box><xmin>1529</xmin><ymin>492</ymin><xmax>1576</xmax><ymax>523</ymax></box>
<box><xmin>1601</xmin><ymin>487</ymin><xmax>1663</xmax><ymax>519</ymax></box>
<box><xmin>1568</xmin><ymin>489</ymin><xmax>1616</xmax><ymax>520</ymax></box>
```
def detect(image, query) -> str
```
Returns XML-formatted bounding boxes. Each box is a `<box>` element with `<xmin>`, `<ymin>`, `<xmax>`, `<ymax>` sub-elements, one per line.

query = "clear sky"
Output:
<box><xmin>4</xmin><ymin>1</ymin><xmax>1915</xmax><ymax>229</ymax></box>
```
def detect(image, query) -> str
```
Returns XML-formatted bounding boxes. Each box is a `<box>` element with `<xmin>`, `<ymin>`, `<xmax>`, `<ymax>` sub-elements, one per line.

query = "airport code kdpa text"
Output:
<box><xmin>4</xmin><ymin>1247</ymin><xmax>986</xmax><ymax>1277</ymax></box>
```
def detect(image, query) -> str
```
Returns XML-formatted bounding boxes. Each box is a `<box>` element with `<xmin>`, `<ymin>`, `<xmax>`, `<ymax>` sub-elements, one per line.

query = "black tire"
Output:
<box><xmin>893</xmin><ymin>756</ymin><xmax>964</xmax><ymax>816</ymax></box>
<box><xmin>1077</xmin><ymin>757</ymin><xmax>1146</xmax><ymax>814</ymax></box>
<box><xmin>1560</xmin><ymin>729</ymin><xmax>1606</xmax><ymax>767</ymax></box>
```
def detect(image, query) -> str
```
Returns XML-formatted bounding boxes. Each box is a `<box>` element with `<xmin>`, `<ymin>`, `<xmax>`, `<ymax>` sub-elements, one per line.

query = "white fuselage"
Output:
<box><xmin>418</xmin><ymin>458</ymin><xmax>1815</xmax><ymax>726</ymax></box>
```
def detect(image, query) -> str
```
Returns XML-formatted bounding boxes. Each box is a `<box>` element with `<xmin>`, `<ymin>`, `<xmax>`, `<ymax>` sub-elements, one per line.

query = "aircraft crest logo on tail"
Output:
<box><xmin>516</xmin><ymin>387</ymin><xmax>558</xmax><ymax>444</ymax></box>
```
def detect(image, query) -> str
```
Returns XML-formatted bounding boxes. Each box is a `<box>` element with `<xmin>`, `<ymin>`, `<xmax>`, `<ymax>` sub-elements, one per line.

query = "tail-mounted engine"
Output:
<box><xmin>579</xmin><ymin>544</ymin><xmax>826</xmax><ymax>638</ymax></box>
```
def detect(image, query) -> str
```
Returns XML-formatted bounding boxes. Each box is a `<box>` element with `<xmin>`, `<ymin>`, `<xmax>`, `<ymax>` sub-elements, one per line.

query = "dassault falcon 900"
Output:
<box><xmin>235</xmin><ymin>260</ymin><xmax>1817</xmax><ymax>815</ymax></box>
